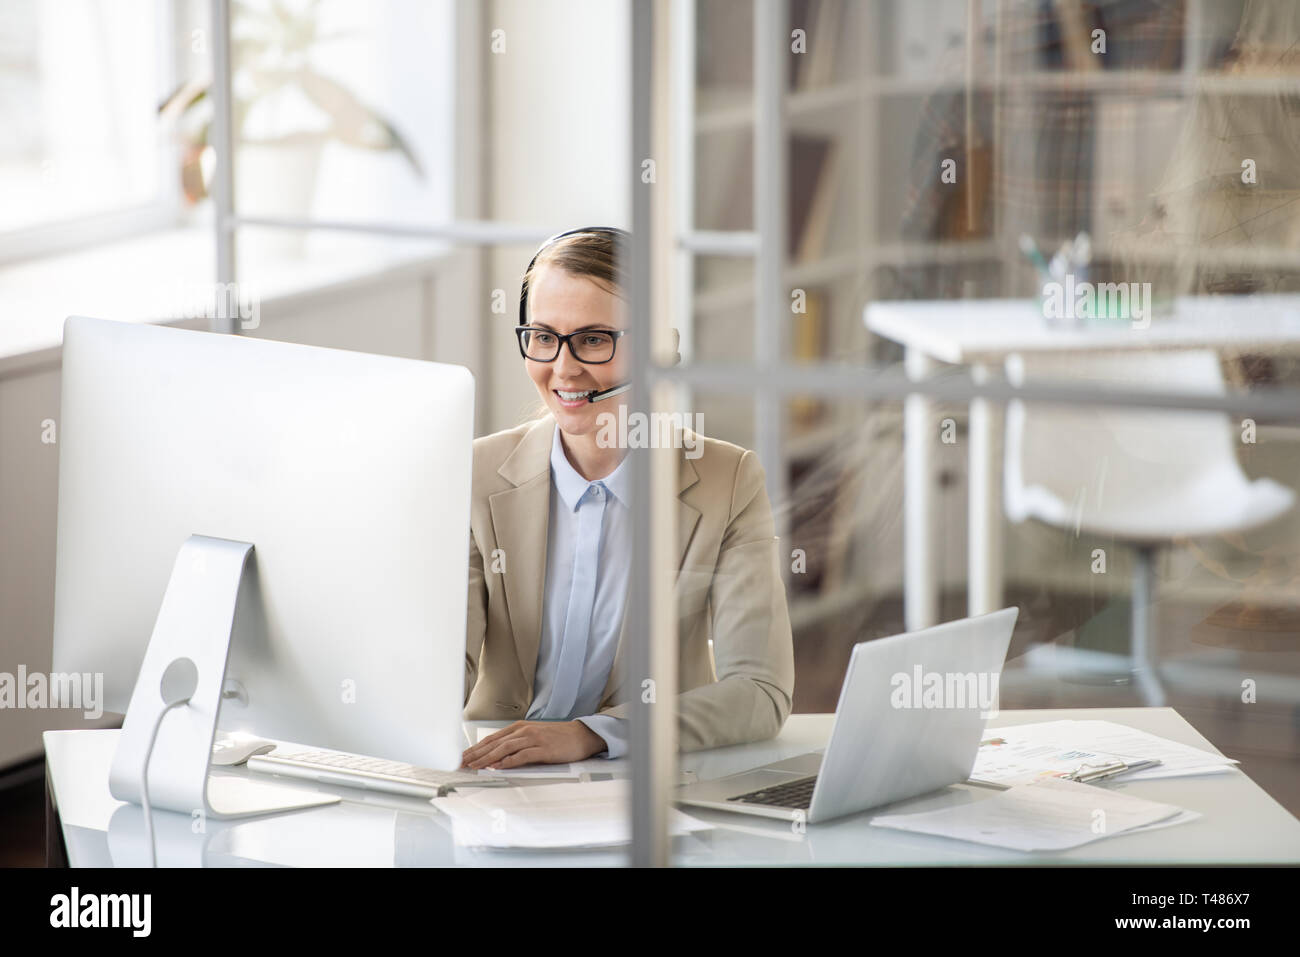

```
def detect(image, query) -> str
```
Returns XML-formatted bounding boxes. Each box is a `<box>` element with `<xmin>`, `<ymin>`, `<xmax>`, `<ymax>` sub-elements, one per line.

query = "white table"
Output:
<box><xmin>44</xmin><ymin>708</ymin><xmax>1300</xmax><ymax>866</ymax></box>
<box><xmin>865</xmin><ymin>295</ymin><xmax>1300</xmax><ymax>631</ymax></box>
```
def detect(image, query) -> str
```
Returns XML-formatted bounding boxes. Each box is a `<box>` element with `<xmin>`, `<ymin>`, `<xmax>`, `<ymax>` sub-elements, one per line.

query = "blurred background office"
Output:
<box><xmin>3</xmin><ymin>0</ymin><xmax>1300</xmax><ymax>864</ymax></box>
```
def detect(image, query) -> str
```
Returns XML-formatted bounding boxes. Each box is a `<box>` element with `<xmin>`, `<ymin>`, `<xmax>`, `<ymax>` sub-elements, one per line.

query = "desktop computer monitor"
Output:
<box><xmin>52</xmin><ymin>316</ymin><xmax>473</xmax><ymax>773</ymax></box>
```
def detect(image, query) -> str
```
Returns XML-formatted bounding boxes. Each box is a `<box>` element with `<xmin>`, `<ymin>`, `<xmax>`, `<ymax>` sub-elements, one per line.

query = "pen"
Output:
<box><xmin>1018</xmin><ymin>233</ymin><xmax>1052</xmax><ymax>282</ymax></box>
<box><xmin>1068</xmin><ymin>759</ymin><xmax>1161</xmax><ymax>784</ymax></box>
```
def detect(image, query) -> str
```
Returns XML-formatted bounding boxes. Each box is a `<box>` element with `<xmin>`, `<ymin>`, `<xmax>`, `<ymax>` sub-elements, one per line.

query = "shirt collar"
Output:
<box><xmin>550</xmin><ymin>422</ymin><xmax>632</xmax><ymax>510</ymax></box>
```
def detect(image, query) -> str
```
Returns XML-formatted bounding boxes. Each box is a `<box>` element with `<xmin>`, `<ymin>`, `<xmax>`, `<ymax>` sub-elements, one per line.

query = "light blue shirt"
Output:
<box><xmin>527</xmin><ymin>424</ymin><xmax>630</xmax><ymax>758</ymax></box>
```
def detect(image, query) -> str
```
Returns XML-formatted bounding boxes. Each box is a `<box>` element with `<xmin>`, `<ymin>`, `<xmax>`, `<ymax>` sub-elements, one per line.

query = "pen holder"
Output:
<box><xmin>1039</xmin><ymin>267</ymin><xmax>1175</xmax><ymax>330</ymax></box>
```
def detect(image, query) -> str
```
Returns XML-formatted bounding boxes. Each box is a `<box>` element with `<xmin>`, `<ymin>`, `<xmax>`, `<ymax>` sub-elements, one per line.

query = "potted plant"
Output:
<box><xmin>159</xmin><ymin>0</ymin><xmax>424</xmax><ymax>256</ymax></box>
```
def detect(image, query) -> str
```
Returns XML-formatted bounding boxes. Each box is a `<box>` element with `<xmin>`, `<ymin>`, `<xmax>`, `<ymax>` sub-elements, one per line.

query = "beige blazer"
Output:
<box><xmin>463</xmin><ymin>415</ymin><xmax>794</xmax><ymax>752</ymax></box>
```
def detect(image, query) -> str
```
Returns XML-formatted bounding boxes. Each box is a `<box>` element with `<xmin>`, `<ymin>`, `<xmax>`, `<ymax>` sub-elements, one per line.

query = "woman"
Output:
<box><xmin>460</xmin><ymin>227</ymin><xmax>794</xmax><ymax>769</ymax></box>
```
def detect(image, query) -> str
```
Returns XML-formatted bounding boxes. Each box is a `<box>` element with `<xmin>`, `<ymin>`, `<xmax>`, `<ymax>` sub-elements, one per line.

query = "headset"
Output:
<box><xmin>518</xmin><ymin>225</ymin><xmax>678</xmax><ymax>403</ymax></box>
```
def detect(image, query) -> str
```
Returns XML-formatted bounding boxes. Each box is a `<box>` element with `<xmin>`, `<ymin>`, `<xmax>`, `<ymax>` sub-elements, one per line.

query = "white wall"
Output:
<box><xmin>483</xmin><ymin>0</ymin><xmax>631</xmax><ymax>434</ymax></box>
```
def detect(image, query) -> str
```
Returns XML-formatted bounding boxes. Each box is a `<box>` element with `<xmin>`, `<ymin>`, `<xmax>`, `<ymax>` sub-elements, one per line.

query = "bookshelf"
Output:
<box><xmin>669</xmin><ymin>0</ymin><xmax>1300</xmax><ymax>624</ymax></box>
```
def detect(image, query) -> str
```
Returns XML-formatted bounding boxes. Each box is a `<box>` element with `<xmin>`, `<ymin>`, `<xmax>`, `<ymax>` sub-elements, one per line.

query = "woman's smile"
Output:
<box><xmin>553</xmin><ymin>387</ymin><xmax>595</xmax><ymax>407</ymax></box>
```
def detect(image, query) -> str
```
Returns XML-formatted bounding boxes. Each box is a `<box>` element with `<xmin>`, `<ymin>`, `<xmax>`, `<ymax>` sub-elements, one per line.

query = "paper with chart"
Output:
<box><xmin>1050</xmin><ymin>720</ymin><xmax>1238</xmax><ymax>780</ymax></box>
<box><xmin>971</xmin><ymin>720</ymin><xmax>1236</xmax><ymax>786</ymax></box>
<box><xmin>971</xmin><ymin>730</ymin><xmax>1151</xmax><ymax>788</ymax></box>
<box><xmin>870</xmin><ymin>776</ymin><xmax>1189</xmax><ymax>851</ymax></box>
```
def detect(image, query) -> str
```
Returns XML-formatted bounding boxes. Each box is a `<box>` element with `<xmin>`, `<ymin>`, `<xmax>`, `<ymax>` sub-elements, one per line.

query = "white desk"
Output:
<box><xmin>864</xmin><ymin>295</ymin><xmax>1300</xmax><ymax>631</ymax></box>
<box><xmin>45</xmin><ymin>708</ymin><xmax>1300</xmax><ymax>866</ymax></box>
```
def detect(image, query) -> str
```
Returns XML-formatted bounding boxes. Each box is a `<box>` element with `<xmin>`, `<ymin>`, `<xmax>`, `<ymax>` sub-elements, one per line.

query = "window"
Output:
<box><xmin>0</xmin><ymin>0</ymin><xmax>177</xmax><ymax>260</ymax></box>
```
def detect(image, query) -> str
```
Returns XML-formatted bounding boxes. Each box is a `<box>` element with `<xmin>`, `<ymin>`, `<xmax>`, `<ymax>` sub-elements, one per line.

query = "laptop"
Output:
<box><xmin>675</xmin><ymin>608</ymin><xmax>1018</xmax><ymax>824</ymax></box>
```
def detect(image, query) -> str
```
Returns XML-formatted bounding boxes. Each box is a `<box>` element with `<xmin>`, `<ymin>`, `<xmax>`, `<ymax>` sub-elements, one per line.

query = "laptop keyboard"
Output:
<box><xmin>728</xmin><ymin>775</ymin><xmax>817</xmax><ymax>809</ymax></box>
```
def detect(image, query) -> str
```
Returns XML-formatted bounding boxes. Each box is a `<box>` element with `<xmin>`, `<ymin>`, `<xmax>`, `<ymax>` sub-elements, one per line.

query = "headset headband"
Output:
<box><xmin>518</xmin><ymin>226</ymin><xmax>629</xmax><ymax>326</ymax></box>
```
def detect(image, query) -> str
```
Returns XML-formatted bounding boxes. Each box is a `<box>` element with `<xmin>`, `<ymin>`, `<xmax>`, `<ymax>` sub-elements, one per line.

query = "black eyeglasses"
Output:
<box><xmin>515</xmin><ymin>325</ymin><xmax>626</xmax><ymax>364</ymax></box>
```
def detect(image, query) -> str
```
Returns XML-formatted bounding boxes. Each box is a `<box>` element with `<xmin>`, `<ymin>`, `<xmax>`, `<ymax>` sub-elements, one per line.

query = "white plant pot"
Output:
<box><xmin>235</xmin><ymin>138</ymin><xmax>325</xmax><ymax>264</ymax></box>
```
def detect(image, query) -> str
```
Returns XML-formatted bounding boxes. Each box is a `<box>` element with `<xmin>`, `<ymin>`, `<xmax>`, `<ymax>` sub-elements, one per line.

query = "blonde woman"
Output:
<box><xmin>460</xmin><ymin>227</ymin><xmax>793</xmax><ymax>769</ymax></box>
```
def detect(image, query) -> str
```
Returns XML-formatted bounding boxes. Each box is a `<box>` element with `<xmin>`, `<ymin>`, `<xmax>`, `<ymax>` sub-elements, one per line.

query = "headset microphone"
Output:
<box><xmin>587</xmin><ymin>383</ymin><xmax>630</xmax><ymax>403</ymax></box>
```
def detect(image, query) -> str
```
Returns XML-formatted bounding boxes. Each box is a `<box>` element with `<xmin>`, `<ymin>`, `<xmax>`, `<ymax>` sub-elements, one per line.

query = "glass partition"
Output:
<box><xmin>667</xmin><ymin>0</ymin><xmax>1300</xmax><ymax>867</ymax></box>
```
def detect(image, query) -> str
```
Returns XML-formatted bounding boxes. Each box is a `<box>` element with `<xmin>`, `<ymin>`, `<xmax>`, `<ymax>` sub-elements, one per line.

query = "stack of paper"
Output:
<box><xmin>431</xmin><ymin>779</ymin><xmax>712</xmax><ymax>849</ymax></box>
<box><xmin>971</xmin><ymin>719</ymin><xmax>1237</xmax><ymax>787</ymax></box>
<box><xmin>870</xmin><ymin>777</ymin><xmax>1197</xmax><ymax>851</ymax></box>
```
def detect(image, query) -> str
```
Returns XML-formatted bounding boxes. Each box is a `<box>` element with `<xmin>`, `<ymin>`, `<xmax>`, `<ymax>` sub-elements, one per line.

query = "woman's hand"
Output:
<box><xmin>461</xmin><ymin>720</ymin><xmax>606</xmax><ymax>769</ymax></box>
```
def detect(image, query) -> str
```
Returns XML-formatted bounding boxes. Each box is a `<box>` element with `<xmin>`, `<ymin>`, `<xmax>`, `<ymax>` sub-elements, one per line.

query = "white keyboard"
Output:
<box><xmin>246</xmin><ymin>750</ymin><xmax>509</xmax><ymax>799</ymax></box>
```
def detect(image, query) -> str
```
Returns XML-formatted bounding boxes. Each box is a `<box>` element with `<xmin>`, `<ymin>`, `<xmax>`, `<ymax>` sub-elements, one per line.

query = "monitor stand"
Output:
<box><xmin>108</xmin><ymin>535</ymin><xmax>339</xmax><ymax>819</ymax></box>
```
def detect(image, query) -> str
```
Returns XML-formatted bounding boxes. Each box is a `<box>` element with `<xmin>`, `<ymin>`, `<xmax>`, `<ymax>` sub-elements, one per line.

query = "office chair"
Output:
<box><xmin>1003</xmin><ymin>348</ymin><xmax>1295</xmax><ymax>705</ymax></box>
